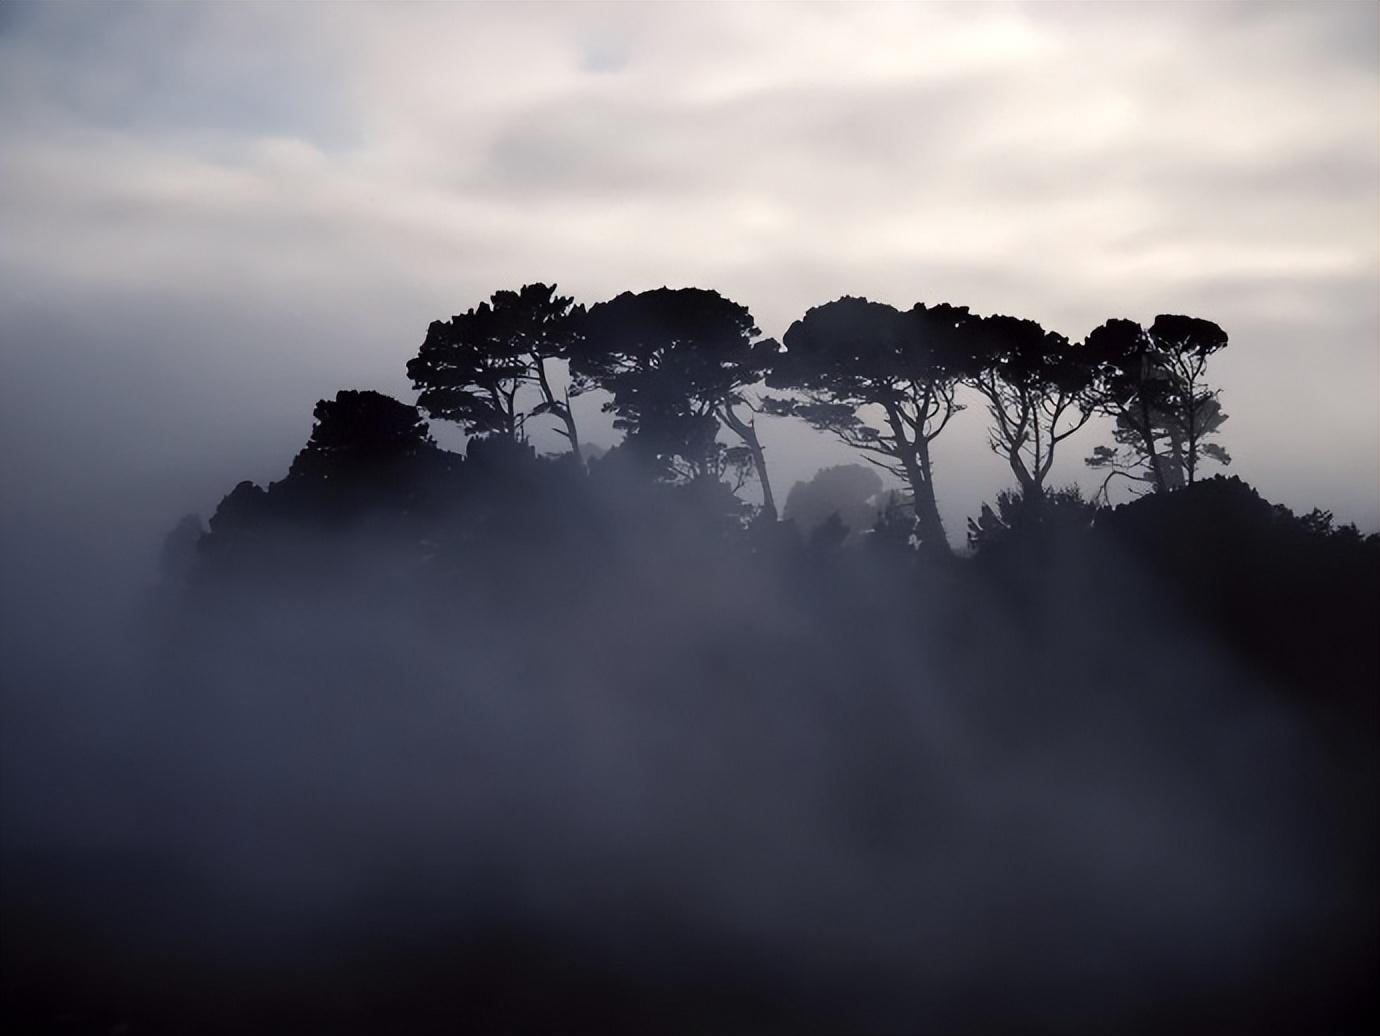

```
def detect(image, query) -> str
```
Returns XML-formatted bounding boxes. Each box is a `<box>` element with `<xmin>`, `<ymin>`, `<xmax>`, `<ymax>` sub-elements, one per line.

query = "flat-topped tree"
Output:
<box><xmin>966</xmin><ymin>314</ymin><xmax>1096</xmax><ymax>510</ymax></box>
<box><xmin>764</xmin><ymin>297</ymin><xmax>975</xmax><ymax>556</ymax></box>
<box><xmin>289</xmin><ymin>390</ymin><xmax>434</xmax><ymax>480</ymax></box>
<box><xmin>571</xmin><ymin>287</ymin><xmax>780</xmax><ymax>518</ymax></box>
<box><xmin>1083</xmin><ymin>315</ymin><xmax>1231</xmax><ymax>497</ymax></box>
<box><xmin>280</xmin><ymin>390</ymin><xmax>442</xmax><ymax>517</ymax></box>
<box><xmin>407</xmin><ymin>283</ymin><xmax>584</xmax><ymax>461</ymax></box>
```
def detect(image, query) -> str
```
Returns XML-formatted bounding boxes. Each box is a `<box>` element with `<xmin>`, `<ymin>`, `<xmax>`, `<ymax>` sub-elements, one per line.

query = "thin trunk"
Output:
<box><xmin>558</xmin><ymin>389</ymin><xmax>582</xmax><ymax>466</ymax></box>
<box><xmin>1185</xmin><ymin>397</ymin><xmax>1199</xmax><ymax>485</ymax></box>
<box><xmin>533</xmin><ymin>355</ymin><xmax>582</xmax><ymax>464</ymax></box>
<box><xmin>720</xmin><ymin>404</ymin><xmax>776</xmax><ymax>521</ymax></box>
<box><xmin>1023</xmin><ymin>396</ymin><xmax>1047</xmax><ymax>510</ymax></box>
<box><xmin>1165</xmin><ymin>435</ymin><xmax>1187</xmax><ymax>490</ymax></box>
<box><xmin>911</xmin><ymin>440</ymin><xmax>950</xmax><ymax>558</ymax></box>
<box><xmin>1135</xmin><ymin>393</ymin><xmax>1169</xmax><ymax>493</ymax></box>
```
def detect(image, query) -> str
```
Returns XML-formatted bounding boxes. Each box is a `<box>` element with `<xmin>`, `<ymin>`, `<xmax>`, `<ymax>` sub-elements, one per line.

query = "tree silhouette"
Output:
<box><xmin>966</xmin><ymin>314</ymin><xmax>1095</xmax><ymax>509</ymax></box>
<box><xmin>273</xmin><ymin>389</ymin><xmax>450</xmax><ymax>525</ymax></box>
<box><xmin>1083</xmin><ymin>315</ymin><xmax>1231</xmax><ymax>497</ymax></box>
<box><xmin>289</xmin><ymin>390</ymin><xmax>435</xmax><ymax>484</ymax></box>
<box><xmin>765</xmin><ymin>297</ymin><xmax>974</xmax><ymax>555</ymax></box>
<box><xmin>407</xmin><ymin>283</ymin><xmax>584</xmax><ymax>460</ymax></box>
<box><xmin>571</xmin><ymin>287</ymin><xmax>780</xmax><ymax>516</ymax></box>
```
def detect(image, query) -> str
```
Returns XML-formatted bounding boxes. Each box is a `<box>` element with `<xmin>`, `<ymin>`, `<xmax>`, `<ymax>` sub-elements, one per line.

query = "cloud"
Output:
<box><xmin>0</xmin><ymin>0</ymin><xmax>1375</xmax><ymax>550</ymax></box>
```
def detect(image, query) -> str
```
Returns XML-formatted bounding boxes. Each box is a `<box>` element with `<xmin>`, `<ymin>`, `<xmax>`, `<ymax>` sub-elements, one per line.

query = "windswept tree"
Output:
<box><xmin>571</xmin><ymin>287</ymin><xmax>781</xmax><ymax>518</ymax></box>
<box><xmin>764</xmin><ymin>297</ymin><xmax>974</xmax><ymax>555</ymax></box>
<box><xmin>407</xmin><ymin>283</ymin><xmax>585</xmax><ymax>461</ymax></box>
<box><xmin>966</xmin><ymin>314</ymin><xmax>1096</xmax><ymax>510</ymax></box>
<box><xmin>1083</xmin><ymin>315</ymin><xmax>1231</xmax><ymax>497</ymax></box>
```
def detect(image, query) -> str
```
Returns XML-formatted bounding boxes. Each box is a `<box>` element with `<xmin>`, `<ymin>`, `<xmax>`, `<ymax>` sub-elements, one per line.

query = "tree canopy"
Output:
<box><xmin>396</xmin><ymin>286</ymin><xmax>1242</xmax><ymax>544</ymax></box>
<box><xmin>571</xmin><ymin>287</ymin><xmax>781</xmax><ymax>514</ymax></box>
<box><xmin>407</xmin><ymin>283</ymin><xmax>585</xmax><ymax>459</ymax></box>
<box><xmin>965</xmin><ymin>314</ymin><xmax>1096</xmax><ymax>508</ymax></box>
<box><xmin>288</xmin><ymin>390</ymin><xmax>434</xmax><ymax>484</ymax></box>
<box><xmin>765</xmin><ymin>297</ymin><xmax>976</xmax><ymax>555</ymax></box>
<box><xmin>1083</xmin><ymin>314</ymin><xmax>1231</xmax><ymax>496</ymax></box>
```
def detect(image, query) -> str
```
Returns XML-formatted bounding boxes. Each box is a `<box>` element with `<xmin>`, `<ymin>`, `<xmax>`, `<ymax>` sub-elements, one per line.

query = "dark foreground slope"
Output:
<box><xmin>3</xmin><ymin>436</ymin><xmax>1376</xmax><ymax>1034</ymax></box>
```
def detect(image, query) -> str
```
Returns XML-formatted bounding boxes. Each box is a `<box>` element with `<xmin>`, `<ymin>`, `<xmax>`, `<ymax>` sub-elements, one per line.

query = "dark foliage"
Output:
<box><xmin>966</xmin><ymin>315</ymin><xmax>1096</xmax><ymax>506</ymax></box>
<box><xmin>571</xmin><ymin>287</ymin><xmax>779</xmax><ymax>510</ymax></box>
<box><xmin>1098</xmin><ymin>476</ymin><xmax>1379</xmax><ymax>707</ymax></box>
<box><xmin>408</xmin><ymin>283</ymin><xmax>585</xmax><ymax>457</ymax></box>
<box><xmin>1084</xmin><ymin>315</ymin><xmax>1232</xmax><ymax>495</ymax></box>
<box><xmin>199</xmin><ymin>390</ymin><xmax>461</xmax><ymax>574</ymax></box>
<box><xmin>765</xmin><ymin>297</ymin><xmax>976</xmax><ymax>555</ymax></box>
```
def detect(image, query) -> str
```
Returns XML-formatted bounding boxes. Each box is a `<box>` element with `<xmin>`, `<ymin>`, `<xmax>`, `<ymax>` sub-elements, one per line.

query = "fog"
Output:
<box><xmin>4</xmin><ymin>439</ymin><xmax>1375</xmax><ymax>1030</ymax></box>
<box><xmin>1</xmin><ymin>2</ymin><xmax>1376</xmax><ymax>1031</ymax></box>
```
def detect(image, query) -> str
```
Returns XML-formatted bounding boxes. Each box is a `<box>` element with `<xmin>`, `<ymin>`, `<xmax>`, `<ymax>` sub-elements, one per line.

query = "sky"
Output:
<box><xmin>1</xmin><ymin>0</ymin><xmax>1376</xmax><ymax>581</ymax></box>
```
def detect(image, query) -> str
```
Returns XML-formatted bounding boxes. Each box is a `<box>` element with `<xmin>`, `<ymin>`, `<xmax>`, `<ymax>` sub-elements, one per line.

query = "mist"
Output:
<box><xmin>4</xmin><ymin>424</ymin><xmax>1375</xmax><ymax>1031</ymax></box>
<box><xmin>2</xmin><ymin>2</ymin><xmax>1377</xmax><ymax>1032</ymax></box>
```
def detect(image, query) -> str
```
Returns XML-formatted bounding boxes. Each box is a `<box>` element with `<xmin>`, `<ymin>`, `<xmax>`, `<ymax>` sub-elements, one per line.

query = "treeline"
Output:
<box><xmin>179</xmin><ymin>284</ymin><xmax>1380</xmax><ymax>698</ymax></box>
<box><xmin>396</xmin><ymin>284</ymin><xmax>1236</xmax><ymax>551</ymax></box>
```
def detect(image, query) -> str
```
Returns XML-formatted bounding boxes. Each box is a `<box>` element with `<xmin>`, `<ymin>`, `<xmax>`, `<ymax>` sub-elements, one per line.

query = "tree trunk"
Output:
<box><xmin>534</xmin><ymin>356</ymin><xmax>582</xmax><ymax>464</ymax></box>
<box><xmin>720</xmin><ymin>404</ymin><xmax>776</xmax><ymax>521</ymax></box>
<box><xmin>884</xmin><ymin>404</ymin><xmax>949</xmax><ymax>557</ymax></box>
<box><xmin>1184</xmin><ymin>398</ymin><xmax>1199</xmax><ymax>485</ymax></box>
<box><xmin>560</xmin><ymin>393</ymin><xmax>583</xmax><ymax>466</ymax></box>
<box><xmin>911</xmin><ymin>449</ymin><xmax>950</xmax><ymax>558</ymax></box>
<box><xmin>1134</xmin><ymin>395</ymin><xmax>1169</xmax><ymax>493</ymax></box>
<box><xmin>1006</xmin><ymin>449</ymin><xmax>1045</xmax><ymax>513</ymax></box>
<box><xmin>1012</xmin><ymin>463</ymin><xmax>1045</xmax><ymax>513</ymax></box>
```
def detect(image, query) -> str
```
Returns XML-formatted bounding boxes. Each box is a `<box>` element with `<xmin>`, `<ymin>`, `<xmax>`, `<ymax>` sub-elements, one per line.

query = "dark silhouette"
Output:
<box><xmin>290</xmin><ymin>389</ymin><xmax>435</xmax><ymax>478</ymax></box>
<box><xmin>408</xmin><ymin>283</ymin><xmax>585</xmax><ymax>461</ymax></box>
<box><xmin>1084</xmin><ymin>314</ymin><xmax>1231</xmax><ymax>496</ymax></box>
<box><xmin>966</xmin><ymin>314</ymin><xmax>1096</xmax><ymax>510</ymax></box>
<box><xmin>571</xmin><ymin>287</ymin><xmax>780</xmax><ymax>517</ymax></box>
<box><xmin>765</xmin><ymin>297</ymin><xmax>975</xmax><ymax>556</ymax></box>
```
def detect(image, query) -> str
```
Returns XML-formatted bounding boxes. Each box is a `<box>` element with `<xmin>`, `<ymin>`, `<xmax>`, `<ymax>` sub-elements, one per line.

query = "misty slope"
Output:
<box><xmin>2</xmin><ymin>436</ymin><xmax>1376</xmax><ymax>1034</ymax></box>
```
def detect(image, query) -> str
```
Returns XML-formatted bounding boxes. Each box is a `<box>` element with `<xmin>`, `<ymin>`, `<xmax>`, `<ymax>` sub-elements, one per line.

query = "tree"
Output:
<box><xmin>289</xmin><ymin>390</ymin><xmax>435</xmax><ymax>482</ymax></box>
<box><xmin>1083</xmin><ymin>315</ymin><xmax>1231</xmax><ymax>497</ymax></box>
<box><xmin>407</xmin><ymin>283</ymin><xmax>584</xmax><ymax>461</ymax></box>
<box><xmin>966</xmin><ymin>314</ymin><xmax>1096</xmax><ymax>510</ymax></box>
<box><xmin>283</xmin><ymin>391</ymin><xmax>443</xmax><ymax>518</ymax></box>
<box><xmin>764</xmin><ymin>297</ymin><xmax>975</xmax><ymax>556</ymax></box>
<box><xmin>571</xmin><ymin>287</ymin><xmax>780</xmax><ymax>517</ymax></box>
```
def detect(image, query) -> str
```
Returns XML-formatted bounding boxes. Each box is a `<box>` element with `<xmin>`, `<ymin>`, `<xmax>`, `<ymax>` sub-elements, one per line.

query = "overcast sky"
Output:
<box><xmin>1</xmin><ymin>1</ymin><xmax>1376</xmax><ymax>578</ymax></box>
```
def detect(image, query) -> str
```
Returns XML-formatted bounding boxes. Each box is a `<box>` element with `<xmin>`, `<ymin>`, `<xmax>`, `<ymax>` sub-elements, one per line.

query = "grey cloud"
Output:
<box><xmin>1207</xmin><ymin>0</ymin><xmax>1379</xmax><ymax>70</ymax></box>
<box><xmin>0</xmin><ymin>3</ymin><xmax>347</xmax><ymax>144</ymax></box>
<box><xmin>468</xmin><ymin>75</ymin><xmax>1001</xmax><ymax>203</ymax></box>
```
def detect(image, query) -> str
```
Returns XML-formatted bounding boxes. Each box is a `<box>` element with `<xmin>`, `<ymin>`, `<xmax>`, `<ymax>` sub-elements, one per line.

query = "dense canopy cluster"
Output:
<box><xmin>192</xmin><ymin>284</ymin><xmax>1374</xmax><ymax>703</ymax></box>
<box><xmin>402</xmin><ymin>283</ymin><xmax>1236</xmax><ymax>554</ymax></box>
